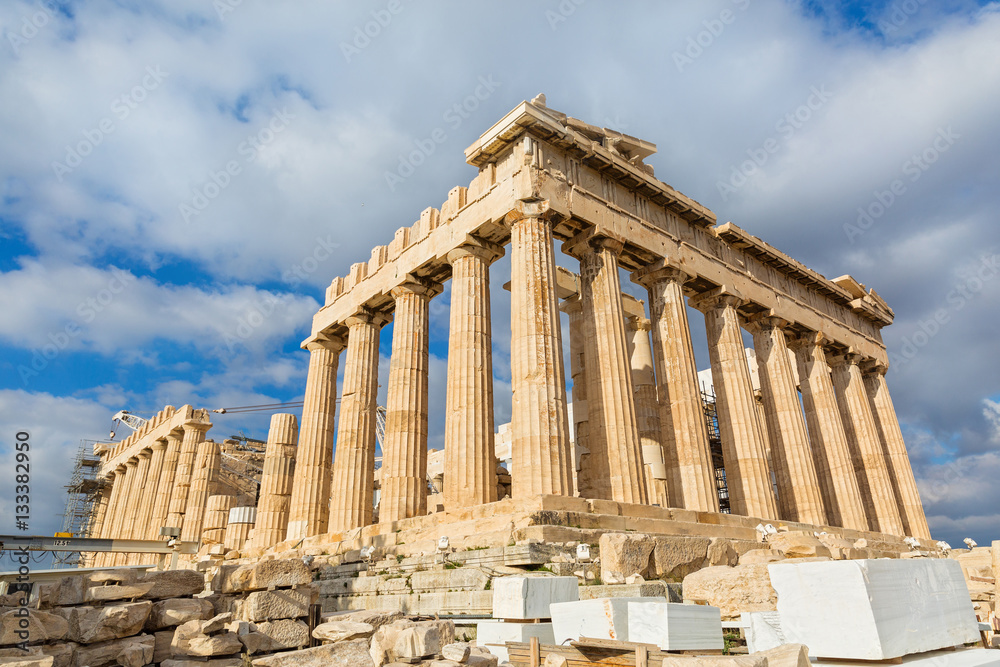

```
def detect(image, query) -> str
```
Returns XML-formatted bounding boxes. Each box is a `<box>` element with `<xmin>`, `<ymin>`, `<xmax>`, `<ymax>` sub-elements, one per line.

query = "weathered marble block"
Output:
<box><xmin>626</xmin><ymin>601</ymin><xmax>724</xmax><ymax>651</ymax></box>
<box><xmin>769</xmin><ymin>559</ymin><xmax>980</xmax><ymax>660</ymax></box>
<box><xmin>491</xmin><ymin>576</ymin><xmax>578</xmax><ymax>620</ymax></box>
<box><xmin>475</xmin><ymin>620</ymin><xmax>553</xmax><ymax>663</ymax></box>
<box><xmin>550</xmin><ymin>597</ymin><xmax>652</xmax><ymax>645</ymax></box>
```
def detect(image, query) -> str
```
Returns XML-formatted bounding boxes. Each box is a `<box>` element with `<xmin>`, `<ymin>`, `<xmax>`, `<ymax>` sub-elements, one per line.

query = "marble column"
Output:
<box><xmin>748</xmin><ymin>317</ymin><xmax>827</xmax><ymax>525</ymax></box>
<box><xmin>505</xmin><ymin>201</ymin><xmax>574</xmax><ymax>498</ymax></box>
<box><xmin>569</xmin><ymin>235</ymin><xmax>647</xmax><ymax>504</ymax></box>
<box><xmin>789</xmin><ymin>335</ymin><xmax>869</xmax><ymax>531</ymax></box>
<box><xmin>637</xmin><ymin>267</ymin><xmax>718</xmax><ymax>512</ymax></box>
<box><xmin>250</xmin><ymin>414</ymin><xmax>298</xmax><ymax>550</ymax></box>
<box><xmin>830</xmin><ymin>353</ymin><xmax>905</xmax><ymax>536</ymax></box>
<box><xmin>563</xmin><ymin>296</ymin><xmax>591</xmax><ymax>498</ymax></box>
<box><xmin>94</xmin><ymin>467</ymin><xmax>122</xmax><ymax>567</ymax></box>
<box><xmin>381</xmin><ymin>279</ymin><xmax>438</xmax><ymax>523</ymax></box>
<box><xmin>137</xmin><ymin>440</ymin><xmax>166</xmax><ymax>541</ymax></box>
<box><xmin>690</xmin><ymin>290</ymin><xmax>777</xmax><ymax>519</ymax></box>
<box><xmin>863</xmin><ymin>363</ymin><xmax>931</xmax><ymax>539</ymax></box>
<box><xmin>286</xmin><ymin>337</ymin><xmax>344</xmax><ymax>541</ymax></box>
<box><xmin>628</xmin><ymin>315</ymin><xmax>669</xmax><ymax>507</ymax></box>
<box><xmin>112</xmin><ymin>457</ymin><xmax>141</xmax><ymax>565</ymax></box>
<box><xmin>150</xmin><ymin>432</ymin><xmax>182</xmax><ymax>536</ymax></box>
<box><xmin>181</xmin><ymin>440</ymin><xmax>221</xmax><ymax>542</ymax></box>
<box><xmin>202</xmin><ymin>494</ymin><xmax>235</xmax><ymax>545</ymax></box>
<box><xmin>444</xmin><ymin>239</ymin><xmax>503</xmax><ymax>509</ymax></box>
<box><xmin>166</xmin><ymin>423</ymin><xmax>208</xmax><ymax>531</ymax></box>
<box><xmin>328</xmin><ymin>309</ymin><xmax>384</xmax><ymax>533</ymax></box>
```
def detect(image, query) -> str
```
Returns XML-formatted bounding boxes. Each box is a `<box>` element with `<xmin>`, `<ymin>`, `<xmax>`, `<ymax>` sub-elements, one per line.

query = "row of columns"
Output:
<box><xmin>285</xmin><ymin>201</ymin><xmax>930</xmax><ymax>543</ymax></box>
<box><xmin>88</xmin><ymin>410</ymin><xmax>306</xmax><ymax>562</ymax></box>
<box><xmin>88</xmin><ymin>420</ymin><xmax>210</xmax><ymax>566</ymax></box>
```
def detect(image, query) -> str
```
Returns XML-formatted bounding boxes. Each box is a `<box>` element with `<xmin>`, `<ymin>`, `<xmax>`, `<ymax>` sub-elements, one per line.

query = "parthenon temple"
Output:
<box><xmin>84</xmin><ymin>95</ymin><xmax>932</xmax><ymax>569</ymax></box>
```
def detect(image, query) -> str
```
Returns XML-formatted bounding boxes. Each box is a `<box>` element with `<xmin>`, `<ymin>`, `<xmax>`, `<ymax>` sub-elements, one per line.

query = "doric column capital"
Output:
<box><xmin>503</xmin><ymin>198</ymin><xmax>559</xmax><ymax>227</ymax></box>
<box><xmin>137</xmin><ymin>449</ymin><xmax>152</xmax><ymax>460</ymax></box>
<box><xmin>345</xmin><ymin>307</ymin><xmax>390</xmax><ymax>330</ymax></box>
<box><xmin>305</xmin><ymin>334</ymin><xmax>346</xmax><ymax>354</ymax></box>
<box><xmin>125</xmin><ymin>457</ymin><xmax>139</xmax><ymax>468</ymax></box>
<box><xmin>744</xmin><ymin>314</ymin><xmax>790</xmax><ymax>336</ymax></box>
<box><xmin>627</xmin><ymin>315</ymin><xmax>652</xmax><ymax>333</ymax></box>
<box><xmin>827</xmin><ymin>351</ymin><xmax>863</xmax><ymax>369</ymax></box>
<box><xmin>181</xmin><ymin>422</ymin><xmax>209</xmax><ymax>438</ymax></box>
<box><xmin>562</xmin><ymin>228</ymin><xmax>625</xmax><ymax>259</ymax></box>
<box><xmin>632</xmin><ymin>262</ymin><xmax>693</xmax><ymax>289</ymax></box>
<box><xmin>151</xmin><ymin>438</ymin><xmax>168</xmax><ymax>452</ymax></box>
<box><xmin>559</xmin><ymin>292</ymin><xmax>584</xmax><ymax>315</ymax></box>
<box><xmin>786</xmin><ymin>330</ymin><xmax>829</xmax><ymax>352</ymax></box>
<box><xmin>390</xmin><ymin>276</ymin><xmax>443</xmax><ymax>300</ymax></box>
<box><xmin>447</xmin><ymin>236</ymin><xmax>504</xmax><ymax>265</ymax></box>
<box><xmin>860</xmin><ymin>359</ymin><xmax>889</xmax><ymax>377</ymax></box>
<box><xmin>687</xmin><ymin>286</ymin><xmax>746</xmax><ymax>314</ymax></box>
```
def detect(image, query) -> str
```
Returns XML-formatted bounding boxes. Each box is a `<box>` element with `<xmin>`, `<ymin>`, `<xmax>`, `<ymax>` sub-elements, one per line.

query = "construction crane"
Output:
<box><xmin>109</xmin><ymin>410</ymin><xmax>148</xmax><ymax>440</ymax></box>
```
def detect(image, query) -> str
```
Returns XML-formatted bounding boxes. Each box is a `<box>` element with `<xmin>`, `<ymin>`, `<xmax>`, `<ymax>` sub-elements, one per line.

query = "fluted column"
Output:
<box><xmin>628</xmin><ymin>315</ymin><xmax>669</xmax><ymax>507</ymax></box>
<box><xmin>381</xmin><ymin>279</ymin><xmax>439</xmax><ymax>523</ymax></box>
<box><xmin>568</xmin><ymin>235</ymin><xmax>647</xmax><ymax>504</ymax></box>
<box><xmin>136</xmin><ymin>440</ymin><xmax>166</xmax><ymax>541</ymax></box>
<box><xmin>250</xmin><ymin>414</ymin><xmax>298</xmax><ymax>550</ymax></box>
<box><xmin>789</xmin><ymin>335</ymin><xmax>868</xmax><ymax>531</ymax></box>
<box><xmin>166</xmin><ymin>422</ymin><xmax>209</xmax><ymax>530</ymax></box>
<box><xmin>444</xmin><ymin>240</ymin><xmax>503</xmax><ymax>509</ymax></box>
<box><xmin>563</xmin><ymin>296</ymin><xmax>591</xmax><ymax>497</ymax></box>
<box><xmin>505</xmin><ymin>201</ymin><xmax>574</xmax><ymax>498</ymax></box>
<box><xmin>181</xmin><ymin>440</ymin><xmax>221</xmax><ymax>542</ymax></box>
<box><xmin>150</xmin><ymin>432</ymin><xmax>182</xmax><ymax>535</ymax></box>
<box><xmin>830</xmin><ymin>353</ymin><xmax>904</xmax><ymax>536</ymax></box>
<box><xmin>94</xmin><ymin>467</ymin><xmax>122</xmax><ymax>567</ymax></box>
<box><xmin>863</xmin><ymin>363</ymin><xmax>931</xmax><ymax>538</ymax></box>
<box><xmin>748</xmin><ymin>317</ymin><xmax>827</xmax><ymax>525</ymax></box>
<box><xmin>690</xmin><ymin>290</ymin><xmax>777</xmax><ymax>519</ymax></box>
<box><xmin>203</xmin><ymin>494</ymin><xmax>236</xmax><ymax>545</ymax></box>
<box><xmin>112</xmin><ymin>457</ymin><xmax>141</xmax><ymax>565</ymax></box>
<box><xmin>636</xmin><ymin>266</ymin><xmax>718</xmax><ymax>512</ymax></box>
<box><xmin>286</xmin><ymin>337</ymin><xmax>344</xmax><ymax>541</ymax></box>
<box><xmin>329</xmin><ymin>309</ymin><xmax>384</xmax><ymax>532</ymax></box>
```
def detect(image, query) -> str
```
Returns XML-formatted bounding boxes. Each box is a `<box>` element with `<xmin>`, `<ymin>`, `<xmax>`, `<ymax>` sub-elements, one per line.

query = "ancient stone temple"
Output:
<box><xmin>83</xmin><ymin>96</ymin><xmax>931</xmax><ymax>568</ymax></box>
<box><xmin>285</xmin><ymin>94</ymin><xmax>930</xmax><ymax>546</ymax></box>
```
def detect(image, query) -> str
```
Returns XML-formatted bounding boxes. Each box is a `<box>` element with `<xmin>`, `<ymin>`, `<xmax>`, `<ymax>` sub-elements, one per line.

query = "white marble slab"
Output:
<box><xmin>742</xmin><ymin>611</ymin><xmax>786</xmax><ymax>653</ymax></box>
<box><xmin>475</xmin><ymin>620</ymin><xmax>554</xmax><ymax>662</ymax></box>
<box><xmin>627</xmin><ymin>601</ymin><xmax>724</xmax><ymax>650</ymax></box>
<box><xmin>491</xmin><ymin>575</ymin><xmax>579</xmax><ymax>620</ymax></box>
<box><xmin>814</xmin><ymin>648</ymin><xmax>1000</xmax><ymax>667</ymax></box>
<box><xmin>550</xmin><ymin>597</ymin><xmax>654</xmax><ymax>644</ymax></box>
<box><xmin>769</xmin><ymin>559</ymin><xmax>980</xmax><ymax>660</ymax></box>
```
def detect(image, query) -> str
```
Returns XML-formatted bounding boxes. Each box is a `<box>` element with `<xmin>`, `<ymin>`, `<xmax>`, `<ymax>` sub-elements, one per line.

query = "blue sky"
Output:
<box><xmin>1</xmin><ymin>1</ymin><xmax>998</xmax><ymax>554</ymax></box>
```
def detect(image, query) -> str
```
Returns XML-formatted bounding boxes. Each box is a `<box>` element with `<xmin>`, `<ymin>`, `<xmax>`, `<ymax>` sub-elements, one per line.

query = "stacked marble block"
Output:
<box><xmin>476</xmin><ymin>576</ymin><xmax>579</xmax><ymax>663</ymax></box>
<box><xmin>210</xmin><ymin>559</ymin><xmax>318</xmax><ymax>655</ymax></box>
<box><xmin>550</xmin><ymin>597</ymin><xmax>723</xmax><ymax>650</ymax></box>
<box><xmin>759</xmin><ymin>559</ymin><xmax>981</xmax><ymax>660</ymax></box>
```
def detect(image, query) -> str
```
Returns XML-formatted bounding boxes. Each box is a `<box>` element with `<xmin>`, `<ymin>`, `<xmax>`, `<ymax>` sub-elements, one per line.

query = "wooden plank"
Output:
<box><xmin>573</xmin><ymin>637</ymin><xmax>661</xmax><ymax>652</ymax></box>
<box><xmin>636</xmin><ymin>645</ymin><xmax>648</xmax><ymax>667</ymax></box>
<box><xmin>530</xmin><ymin>636</ymin><xmax>540</xmax><ymax>667</ymax></box>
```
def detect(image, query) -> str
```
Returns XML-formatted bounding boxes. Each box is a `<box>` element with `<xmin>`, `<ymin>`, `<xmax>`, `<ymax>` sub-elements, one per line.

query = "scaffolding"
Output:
<box><xmin>701</xmin><ymin>390</ymin><xmax>731</xmax><ymax>514</ymax></box>
<box><xmin>55</xmin><ymin>440</ymin><xmax>105</xmax><ymax>568</ymax></box>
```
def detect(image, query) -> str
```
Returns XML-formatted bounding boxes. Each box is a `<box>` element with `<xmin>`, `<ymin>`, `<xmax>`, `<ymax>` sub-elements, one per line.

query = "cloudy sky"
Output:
<box><xmin>1</xmin><ymin>0</ymin><xmax>997</xmax><ymax>558</ymax></box>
